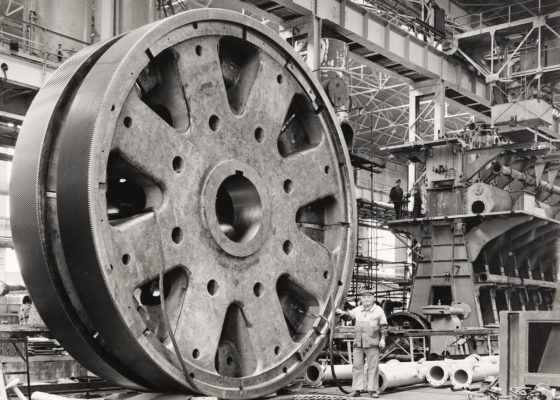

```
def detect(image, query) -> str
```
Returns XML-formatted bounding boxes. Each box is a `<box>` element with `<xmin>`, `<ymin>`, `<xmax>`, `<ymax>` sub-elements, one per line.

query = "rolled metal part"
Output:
<box><xmin>450</xmin><ymin>362</ymin><xmax>499</xmax><ymax>389</ymax></box>
<box><xmin>476</xmin><ymin>273</ymin><xmax>558</xmax><ymax>289</ymax></box>
<box><xmin>493</xmin><ymin>163</ymin><xmax>560</xmax><ymax>196</ymax></box>
<box><xmin>303</xmin><ymin>362</ymin><xmax>323</xmax><ymax>387</ymax></box>
<box><xmin>477</xmin><ymin>355</ymin><xmax>499</xmax><ymax>364</ymax></box>
<box><xmin>320</xmin><ymin>357</ymin><xmax>500</xmax><ymax>390</ymax></box>
<box><xmin>351</xmin><ymin>270</ymin><xmax>409</xmax><ymax>283</ymax></box>
<box><xmin>321</xmin><ymin>362</ymin><xmax>426</xmax><ymax>393</ymax></box>
<box><xmin>423</xmin><ymin>356</ymin><xmax>477</xmax><ymax>387</ymax></box>
<box><xmin>11</xmin><ymin>9</ymin><xmax>356</xmax><ymax>399</ymax></box>
<box><xmin>424</xmin><ymin>355</ymin><xmax>498</xmax><ymax>387</ymax></box>
<box><xmin>321</xmin><ymin>364</ymin><xmax>351</xmax><ymax>382</ymax></box>
<box><xmin>379</xmin><ymin>365</ymin><xmax>425</xmax><ymax>391</ymax></box>
<box><xmin>426</xmin><ymin>356</ymin><xmax>499</xmax><ymax>389</ymax></box>
<box><xmin>465</xmin><ymin>182</ymin><xmax>512</xmax><ymax>214</ymax></box>
<box><xmin>425</xmin><ymin>362</ymin><xmax>450</xmax><ymax>387</ymax></box>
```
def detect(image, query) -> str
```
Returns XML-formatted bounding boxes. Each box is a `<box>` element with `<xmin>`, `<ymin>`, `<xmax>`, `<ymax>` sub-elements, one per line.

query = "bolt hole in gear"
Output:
<box><xmin>10</xmin><ymin>9</ymin><xmax>356</xmax><ymax>399</ymax></box>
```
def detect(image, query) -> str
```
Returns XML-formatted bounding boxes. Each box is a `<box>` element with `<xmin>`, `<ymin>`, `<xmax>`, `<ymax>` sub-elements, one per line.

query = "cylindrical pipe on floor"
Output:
<box><xmin>321</xmin><ymin>357</ymin><xmax>497</xmax><ymax>391</ymax></box>
<box><xmin>378</xmin><ymin>369</ymin><xmax>388</xmax><ymax>393</ymax></box>
<box><xmin>450</xmin><ymin>362</ymin><xmax>499</xmax><ymax>389</ymax></box>
<box><xmin>381</xmin><ymin>365</ymin><xmax>425</xmax><ymax>391</ymax></box>
<box><xmin>493</xmin><ymin>163</ymin><xmax>560</xmax><ymax>196</ymax></box>
<box><xmin>322</xmin><ymin>363</ymin><xmax>420</xmax><ymax>382</ymax></box>
<box><xmin>478</xmin><ymin>355</ymin><xmax>499</xmax><ymax>364</ymax></box>
<box><xmin>322</xmin><ymin>364</ymin><xmax>352</xmax><ymax>382</ymax></box>
<box><xmin>425</xmin><ymin>355</ymin><xmax>500</xmax><ymax>387</ymax></box>
<box><xmin>303</xmin><ymin>362</ymin><xmax>323</xmax><ymax>386</ymax></box>
<box><xmin>425</xmin><ymin>362</ymin><xmax>450</xmax><ymax>387</ymax></box>
<box><xmin>475</xmin><ymin>273</ymin><xmax>558</xmax><ymax>289</ymax></box>
<box><xmin>322</xmin><ymin>362</ymin><xmax>426</xmax><ymax>393</ymax></box>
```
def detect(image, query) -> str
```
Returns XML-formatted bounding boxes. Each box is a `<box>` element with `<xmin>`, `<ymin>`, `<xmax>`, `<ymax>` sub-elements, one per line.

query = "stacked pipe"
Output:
<box><xmin>475</xmin><ymin>273</ymin><xmax>558</xmax><ymax>289</ymax></box>
<box><xmin>449</xmin><ymin>355</ymin><xmax>499</xmax><ymax>389</ymax></box>
<box><xmin>311</xmin><ymin>356</ymin><xmax>499</xmax><ymax>392</ymax></box>
<box><xmin>317</xmin><ymin>361</ymin><xmax>425</xmax><ymax>392</ymax></box>
<box><xmin>493</xmin><ymin>163</ymin><xmax>560</xmax><ymax>195</ymax></box>
<box><xmin>422</xmin><ymin>355</ymin><xmax>499</xmax><ymax>389</ymax></box>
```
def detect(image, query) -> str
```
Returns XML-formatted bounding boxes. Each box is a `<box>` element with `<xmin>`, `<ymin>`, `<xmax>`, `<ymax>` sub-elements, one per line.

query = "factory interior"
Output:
<box><xmin>1</xmin><ymin>0</ymin><xmax>560</xmax><ymax>399</ymax></box>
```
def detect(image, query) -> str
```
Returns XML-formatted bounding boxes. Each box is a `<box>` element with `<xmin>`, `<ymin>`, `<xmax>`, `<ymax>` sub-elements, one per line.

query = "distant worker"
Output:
<box><xmin>411</xmin><ymin>184</ymin><xmax>423</xmax><ymax>218</ymax></box>
<box><xmin>19</xmin><ymin>295</ymin><xmax>32</xmax><ymax>324</ymax></box>
<box><xmin>337</xmin><ymin>291</ymin><xmax>388</xmax><ymax>398</ymax></box>
<box><xmin>389</xmin><ymin>178</ymin><xmax>404</xmax><ymax>219</ymax></box>
<box><xmin>57</xmin><ymin>44</ymin><xmax>63</xmax><ymax>62</ymax></box>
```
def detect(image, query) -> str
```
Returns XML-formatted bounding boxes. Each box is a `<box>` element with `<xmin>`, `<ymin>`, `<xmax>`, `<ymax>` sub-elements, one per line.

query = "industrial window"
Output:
<box><xmin>431</xmin><ymin>286</ymin><xmax>452</xmax><ymax>305</ymax></box>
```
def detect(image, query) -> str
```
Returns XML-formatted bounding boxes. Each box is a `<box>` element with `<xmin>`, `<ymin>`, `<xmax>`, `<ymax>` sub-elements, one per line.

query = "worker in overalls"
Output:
<box><xmin>19</xmin><ymin>295</ymin><xmax>32</xmax><ymax>324</ymax></box>
<box><xmin>337</xmin><ymin>291</ymin><xmax>388</xmax><ymax>398</ymax></box>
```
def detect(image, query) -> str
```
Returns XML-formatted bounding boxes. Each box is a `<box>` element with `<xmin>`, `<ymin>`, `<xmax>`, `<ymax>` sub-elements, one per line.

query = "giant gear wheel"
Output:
<box><xmin>10</xmin><ymin>9</ymin><xmax>356</xmax><ymax>399</ymax></box>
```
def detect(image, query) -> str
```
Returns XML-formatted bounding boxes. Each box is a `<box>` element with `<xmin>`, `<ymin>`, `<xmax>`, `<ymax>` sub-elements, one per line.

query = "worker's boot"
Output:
<box><xmin>368</xmin><ymin>391</ymin><xmax>379</xmax><ymax>398</ymax></box>
<box><xmin>347</xmin><ymin>391</ymin><xmax>361</xmax><ymax>397</ymax></box>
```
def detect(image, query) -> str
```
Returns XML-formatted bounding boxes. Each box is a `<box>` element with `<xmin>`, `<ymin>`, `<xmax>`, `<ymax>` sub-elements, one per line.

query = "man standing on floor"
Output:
<box><xmin>389</xmin><ymin>178</ymin><xmax>404</xmax><ymax>219</ymax></box>
<box><xmin>337</xmin><ymin>291</ymin><xmax>388</xmax><ymax>398</ymax></box>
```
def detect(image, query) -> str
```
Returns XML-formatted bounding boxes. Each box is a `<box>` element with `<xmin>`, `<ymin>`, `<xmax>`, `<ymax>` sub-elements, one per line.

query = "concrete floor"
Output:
<box><xmin>300</xmin><ymin>384</ymin><xmax>474</xmax><ymax>400</ymax></box>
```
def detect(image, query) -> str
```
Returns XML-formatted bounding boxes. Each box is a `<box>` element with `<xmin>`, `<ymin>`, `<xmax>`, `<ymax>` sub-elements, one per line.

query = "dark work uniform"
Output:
<box><xmin>389</xmin><ymin>185</ymin><xmax>404</xmax><ymax>219</ymax></box>
<box><xmin>412</xmin><ymin>190</ymin><xmax>422</xmax><ymax>218</ymax></box>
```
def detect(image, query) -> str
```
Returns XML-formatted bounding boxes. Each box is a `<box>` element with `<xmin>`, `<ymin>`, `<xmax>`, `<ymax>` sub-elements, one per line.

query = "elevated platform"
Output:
<box><xmin>492</xmin><ymin>99</ymin><xmax>559</xmax><ymax>142</ymax></box>
<box><xmin>388</xmin><ymin>210</ymin><xmax>560</xmax><ymax>227</ymax></box>
<box><xmin>0</xmin><ymin>51</ymin><xmax>55</xmax><ymax>90</ymax></box>
<box><xmin>240</xmin><ymin>0</ymin><xmax>490</xmax><ymax>116</ymax></box>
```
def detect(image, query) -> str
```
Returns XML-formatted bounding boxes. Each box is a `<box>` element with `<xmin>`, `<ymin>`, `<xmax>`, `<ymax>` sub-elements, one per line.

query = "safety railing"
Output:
<box><xmin>351</xmin><ymin>0</ymin><xmax>454</xmax><ymax>43</ymax></box>
<box><xmin>452</xmin><ymin>3</ymin><xmax>559</xmax><ymax>33</ymax></box>
<box><xmin>0</xmin><ymin>14</ymin><xmax>89</xmax><ymax>67</ymax></box>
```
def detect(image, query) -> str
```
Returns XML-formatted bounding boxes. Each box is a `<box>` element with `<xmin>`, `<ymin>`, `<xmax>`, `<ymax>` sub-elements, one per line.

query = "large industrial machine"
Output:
<box><xmin>9</xmin><ymin>9</ymin><xmax>356</xmax><ymax>399</ymax></box>
<box><xmin>383</xmin><ymin>118</ymin><xmax>560</xmax><ymax>335</ymax></box>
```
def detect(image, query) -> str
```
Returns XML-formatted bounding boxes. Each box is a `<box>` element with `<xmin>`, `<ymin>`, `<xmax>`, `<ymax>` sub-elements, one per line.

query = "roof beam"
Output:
<box><xmin>240</xmin><ymin>0</ymin><xmax>490</xmax><ymax>114</ymax></box>
<box><xmin>455</xmin><ymin>10</ymin><xmax>560</xmax><ymax>40</ymax></box>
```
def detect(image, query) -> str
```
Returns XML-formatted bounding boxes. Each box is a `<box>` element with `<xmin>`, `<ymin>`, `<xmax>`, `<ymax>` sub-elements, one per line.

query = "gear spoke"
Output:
<box><xmin>242</xmin><ymin>287</ymin><xmax>296</xmax><ymax>371</ymax></box>
<box><xmin>109</xmin><ymin>213</ymin><xmax>170</xmax><ymax>287</ymax></box>
<box><xmin>282</xmin><ymin>230</ymin><xmax>335</xmax><ymax>304</ymax></box>
<box><xmin>282</xmin><ymin>141</ymin><xmax>340</xmax><ymax>208</ymax></box>
<box><xmin>112</xmin><ymin>91</ymin><xmax>183</xmax><ymax>184</ymax></box>
<box><xmin>243</xmin><ymin>54</ymin><xmax>300</xmax><ymax>141</ymax></box>
<box><xmin>175</xmin><ymin>36</ymin><xmax>231</xmax><ymax>135</ymax></box>
<box><xmin>174</xmin><ymin>278</ymin><xmax>230</xmax><ymax>372</ymax></box>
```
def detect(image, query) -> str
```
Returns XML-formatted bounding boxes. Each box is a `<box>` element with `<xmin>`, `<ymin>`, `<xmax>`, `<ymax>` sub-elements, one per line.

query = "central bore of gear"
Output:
<box><xmin>215</xmin><ymin>172</ymin><xmax>262</xmax><ymax>243</ymax></box>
